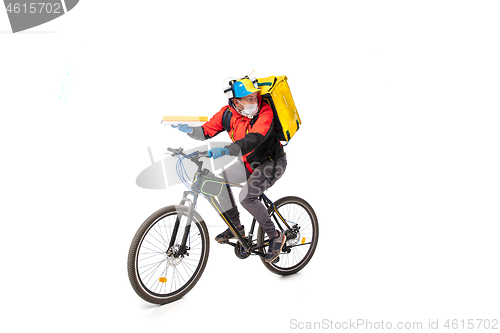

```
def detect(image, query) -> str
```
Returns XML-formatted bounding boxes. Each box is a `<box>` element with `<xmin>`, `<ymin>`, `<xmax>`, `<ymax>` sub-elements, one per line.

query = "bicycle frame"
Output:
<box><xmin>168</xmin><ymin>149</ymin><xmax>293</xmax><ymax>258</ymax></box>
<box><xmin>208</xmin><ymin>189</ymin><xmax>290</xmax><ymax>254</ymax></box>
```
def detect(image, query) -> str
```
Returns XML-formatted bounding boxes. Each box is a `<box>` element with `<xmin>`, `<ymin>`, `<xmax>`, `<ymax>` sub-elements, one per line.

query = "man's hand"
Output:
<box><xmin>171</xmin><ymin>124</ymin><xmax>193</xmax><ymax>133</ymax></box>
<box><xmin>208</xmin><ymin>147</ymin><xmax>229</xmax><ymax>159</ymax></box>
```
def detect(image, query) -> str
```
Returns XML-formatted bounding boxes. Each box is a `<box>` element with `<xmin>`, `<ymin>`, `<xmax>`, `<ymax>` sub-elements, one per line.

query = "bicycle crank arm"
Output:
<box><xmin>218</xmin><ymin>240</ymin><xmax>237</xmax><ymax>247</ymax></box>
<box><xmin>285</xmin><ymin>242</ymin><xmax>313</xmax><ymax>248</ymax></box>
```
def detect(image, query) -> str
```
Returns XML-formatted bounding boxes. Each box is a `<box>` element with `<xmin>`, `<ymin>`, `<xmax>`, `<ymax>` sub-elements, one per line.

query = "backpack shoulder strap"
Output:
<box><xmin>249</xmin><ymin>114</ymin><xmax>259</xmax><ymax>126</ymax></box>
<box><xmin>222</xmin><ymin>107</ymin><xmax>260</xmax><ymax>132</ymax></box>
<box><xmin>222</xmin><ymin>107</ymin><xmax>232</xmax><ymax>132</ymax></box>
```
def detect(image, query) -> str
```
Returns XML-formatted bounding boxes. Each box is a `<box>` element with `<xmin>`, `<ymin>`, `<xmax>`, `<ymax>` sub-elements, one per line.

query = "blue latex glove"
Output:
<box><xmin>171</xmin><ymin>124</ymin><xmax>193</xmax><ymax>133</ymax></box>
<box><xmin>208</xmin><ymin>147</ymin><xmax>229</xmax><ymax>159</ymax></box>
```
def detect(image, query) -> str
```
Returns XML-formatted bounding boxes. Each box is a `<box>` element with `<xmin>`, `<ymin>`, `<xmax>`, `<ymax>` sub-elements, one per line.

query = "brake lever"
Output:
<box><xmin>165</xmin><ymin>147</ymin><xmax>184</xmax><ymax>156</ymax></box>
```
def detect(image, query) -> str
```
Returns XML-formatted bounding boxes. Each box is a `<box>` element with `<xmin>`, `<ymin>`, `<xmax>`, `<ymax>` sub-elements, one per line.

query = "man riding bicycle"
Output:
<box><xmin>172</xmin><ymin>76</ymin><xmax>287</xmax><ymax>263</ymax></box>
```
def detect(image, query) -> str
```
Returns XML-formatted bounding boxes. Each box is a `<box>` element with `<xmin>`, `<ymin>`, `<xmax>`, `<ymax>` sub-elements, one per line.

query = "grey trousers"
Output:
<box><xmin>218</xmin><ymin>155</ymin><xmax>287</xmax><ymax>237</ymax></box>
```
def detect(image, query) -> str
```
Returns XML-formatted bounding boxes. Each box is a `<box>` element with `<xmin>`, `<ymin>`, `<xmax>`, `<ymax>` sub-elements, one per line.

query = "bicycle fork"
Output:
<box><xmin>169</xmin><ymin>191</ymin><xmax>197</xmax><ymax>256</ymax></box>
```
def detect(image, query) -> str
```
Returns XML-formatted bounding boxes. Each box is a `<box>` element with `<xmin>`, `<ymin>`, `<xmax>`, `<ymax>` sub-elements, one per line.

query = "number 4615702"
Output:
<box><xmin>444</xmin><ymin>319</ymin><xmax>498</xmax><ymax>330</ymax></box>
<box><xmin>6</xmin><ymin>2</ymin><xmax>62</xmax><ymax>14</ymax></box>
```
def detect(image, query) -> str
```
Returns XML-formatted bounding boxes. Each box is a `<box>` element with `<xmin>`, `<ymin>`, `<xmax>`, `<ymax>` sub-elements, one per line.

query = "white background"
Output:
<box><xmin>1</xmin><ymin>1</ymin><xmax>499</xmax><ymax>332</ymax></box>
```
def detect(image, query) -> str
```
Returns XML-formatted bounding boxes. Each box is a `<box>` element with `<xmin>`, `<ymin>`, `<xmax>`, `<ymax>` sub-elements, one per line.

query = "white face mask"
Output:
<box><xmin>236</xmin><ymin>100</ymin><xmax>259</xmax><ymax>118</ymax></box>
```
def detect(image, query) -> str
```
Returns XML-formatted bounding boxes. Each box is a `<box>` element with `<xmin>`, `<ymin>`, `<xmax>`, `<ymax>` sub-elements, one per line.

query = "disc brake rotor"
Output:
<box><xmin>166</xmin><ymin>244</ymin><xmax>184</xmax><ymax>266</ymax></box>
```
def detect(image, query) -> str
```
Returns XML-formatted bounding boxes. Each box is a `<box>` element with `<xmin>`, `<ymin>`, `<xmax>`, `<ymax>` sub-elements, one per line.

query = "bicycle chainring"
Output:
<box><xmin>234</xmin><ymin>243</ymin><xmax>250</xmax><ymax>259</ymax></box>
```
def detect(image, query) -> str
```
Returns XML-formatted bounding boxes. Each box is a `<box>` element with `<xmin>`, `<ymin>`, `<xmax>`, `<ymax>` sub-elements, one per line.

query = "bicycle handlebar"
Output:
<box><xmin>167</xmin><ymin>147</ymin><xmax>211</xmax><ymax>159</ymax></box>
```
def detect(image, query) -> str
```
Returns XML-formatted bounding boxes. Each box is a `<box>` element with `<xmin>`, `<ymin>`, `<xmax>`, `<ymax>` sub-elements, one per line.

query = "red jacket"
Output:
<box><xmin>199</xmin><ymin>95</ymin><xmax>284</xmax><ymax>173</ymax></box>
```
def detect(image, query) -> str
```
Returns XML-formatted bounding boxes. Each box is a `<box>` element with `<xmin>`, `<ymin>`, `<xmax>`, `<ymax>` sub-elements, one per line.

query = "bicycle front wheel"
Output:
<box><xmin>257</xmin><ymin>196</ymin><xmax>319</xmax><ymax>275</ymax></box>
<box><xmin>127</xmin><ymin>205</ymin><xmax>209</xmax><ymax>305</ymax></box>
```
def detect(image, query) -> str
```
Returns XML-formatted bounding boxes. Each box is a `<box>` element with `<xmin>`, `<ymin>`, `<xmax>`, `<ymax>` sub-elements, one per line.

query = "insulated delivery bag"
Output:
<box><xmin>257</xmin><ymin>75</ymin><xmax>301</xmax><ymax>144</ymax></box>
<box><xmin>222</xmin><ymin>75</ymin><xmax>302</xmax><ymax>144</ymax></box>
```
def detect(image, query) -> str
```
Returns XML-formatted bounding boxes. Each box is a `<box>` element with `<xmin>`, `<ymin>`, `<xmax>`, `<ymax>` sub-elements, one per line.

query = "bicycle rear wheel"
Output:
<box><xmin>257</xmin><ymin>196</ymin><xmax>318</xmax><ymax>275</ymax></box>
<box><xmin>127</xmin><ymin>205</ymin><xmax>209</xmax><ymax>305</ymax></box>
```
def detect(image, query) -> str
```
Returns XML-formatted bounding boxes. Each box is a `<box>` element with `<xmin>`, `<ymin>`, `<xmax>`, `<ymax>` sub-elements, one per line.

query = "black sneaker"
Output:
<box><xmin>265</xmin><ymin>230</ymin><xmax>286</xmax><ymax>263</ymax></box>
<box><xmin>215</xmin><ymin>225</ymin><xmax>245</xmax><ymax>243</ymax></box>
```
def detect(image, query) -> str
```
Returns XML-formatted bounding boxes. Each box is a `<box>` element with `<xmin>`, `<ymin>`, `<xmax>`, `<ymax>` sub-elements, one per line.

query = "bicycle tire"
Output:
<box><xmin>257</xmin><ymin>196</ymin><xmax>319</xmax><ymax>275</ymax></box>
<box><xmin>127</xmin><ymin>205</ymin><xmax>209</xmax><ymax>305</ymax></box>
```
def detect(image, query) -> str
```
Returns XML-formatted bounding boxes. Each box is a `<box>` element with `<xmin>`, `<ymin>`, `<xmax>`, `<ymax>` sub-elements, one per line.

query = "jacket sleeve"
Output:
<box><xmin>203</xmin><ymin>107</ymin><xmax>227</xmax><ymax>139</ymax></box>
<box><xmin>225</xmin><ymin>105</ymin><xmax>274</xmax><ymax>156</ymax></box>
<box><xmin>187</xmin><ymin>126</ymin><xmax>207</xmax><ymax>141</ymax></box>
<box><xmin>188</xmin><ymin>107</ymin><xmax>226</xmax><ymax>140</ymax></box>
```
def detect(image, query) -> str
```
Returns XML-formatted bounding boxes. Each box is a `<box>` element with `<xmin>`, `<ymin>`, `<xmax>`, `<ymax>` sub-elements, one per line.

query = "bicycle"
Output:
<box><xmin>127</xmin><ymin>147</ymin><xmax>319</xmax><ymax>305</ymax></box>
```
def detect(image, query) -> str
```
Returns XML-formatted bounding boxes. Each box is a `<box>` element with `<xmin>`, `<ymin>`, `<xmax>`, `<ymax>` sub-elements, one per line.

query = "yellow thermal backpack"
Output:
<box><xmin>222</xmin><ymin>75</ymin><xmax>301</xmax><ymax>145</ymax></box>
<box><xmin>257</xmin><ymin>76</ymin><xmax>301</xmax><ymax>145</ymax></box>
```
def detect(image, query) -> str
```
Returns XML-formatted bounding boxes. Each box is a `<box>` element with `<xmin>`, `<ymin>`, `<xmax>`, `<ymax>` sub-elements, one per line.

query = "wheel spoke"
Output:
<box><xmin>133</xmin><ymin>210</ymin><xmax>207</xmax><ymax>299</ymax></box>
<box><xmin>258</xmin><ymin>199</ymin><xmax>318</xmax><ymax>273</ymax></box>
